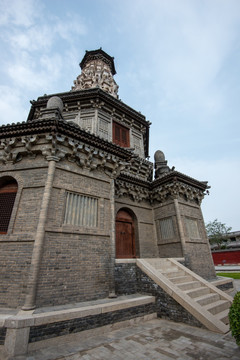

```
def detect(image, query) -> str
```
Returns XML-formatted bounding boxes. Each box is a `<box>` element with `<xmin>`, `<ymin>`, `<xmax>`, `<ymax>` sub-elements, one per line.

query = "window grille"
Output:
<box><xmin>159</xmin><ymin>218</ymin><xmax>175</xmax><ymax>240</ymax></box>
<box><xmin>64</xmin><ymin>192</ymin><xmax>98</xmax><ymax>228</ymax></box>
<box><xmin>185</xmin><ymin>218</ymin><xmax>200</xmax><ymax>239</ymax></box>
<box><xmin>0</xmin><ymin>180</ymin><xmax>17</xmax><ymax>234</ymax></box>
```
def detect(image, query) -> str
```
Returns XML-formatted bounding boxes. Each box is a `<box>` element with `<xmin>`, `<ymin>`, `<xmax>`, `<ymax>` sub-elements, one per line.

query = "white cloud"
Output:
<box><xmin>0</xmin><ymin>86</ymin><xmax>28</xmax><ymax>125</ymax></box>
<box><xmin>0</xmin><ymin>1</ymin><xmax>87</xmax><ymax>94</ymax></box>
<box><xmin>6</xmin><ymin>53</ymin><xmax>63</xmax><ymax>92</ymax></box>
<box><xmin>5</xmin><ymin>25</ymin><xmax>54</xmax><ymax>52</ymax></box>
<box><xmin>53</xmin><ymin>15</ymin><xmax>86</xmax><ymax>42</ymax></box>
<box><xmin>3</xmin><ymin>15</ymin><xmax>86</xmax><ymax>54</ymax></box>
<box><xmin>116</xmin><ymin>0</ymin><xmax>240</xmax><ymax>122</ymax></box>
<box><xmin>0</xmin><ymin>0</ymin><xmax>41</xmax><ymax>27</ymax></box>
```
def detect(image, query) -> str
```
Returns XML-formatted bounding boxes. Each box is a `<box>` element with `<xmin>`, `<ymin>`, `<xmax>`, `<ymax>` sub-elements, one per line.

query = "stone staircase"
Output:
<box><xmin>137</xmin><ymin>258</ymin><xmax>233</xmax><ymax>334</ymax></box>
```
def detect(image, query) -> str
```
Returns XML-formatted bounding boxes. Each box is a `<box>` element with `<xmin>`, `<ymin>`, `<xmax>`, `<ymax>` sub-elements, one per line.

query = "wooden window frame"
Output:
<box><xmin>112</xmin><ymin>121</ymin><xmax>130</xmax><ymax>147</ymax></box>
<box><xmin>0</xmin><ymin>180</ymin><xmax>18</xmax><ymax>234</ymax></box>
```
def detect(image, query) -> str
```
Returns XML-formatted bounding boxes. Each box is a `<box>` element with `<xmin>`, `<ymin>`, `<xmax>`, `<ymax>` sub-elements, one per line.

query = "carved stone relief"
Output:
<box><xmin>72</xmin><ymin>59</ymin><xmax>119</xmax><ymax>98</ymax></box>
<box><xmin>151</xmin><ymin>181</ymin><xmax>205</xmax><ymax>205</ymax></box>
<box><xmin>0</xmin><ymin>134</ymin><xmax>127</xmax><ymax>179</ymax></box>
<box><xmin>115</xmin><ymin>179</ymin><xmax>150</xmax><ymax>202</ymax></box>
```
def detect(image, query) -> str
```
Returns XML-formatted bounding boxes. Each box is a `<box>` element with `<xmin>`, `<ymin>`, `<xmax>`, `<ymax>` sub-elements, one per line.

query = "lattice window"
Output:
<box><xmin>99</xmin><ymin>119</ymin><xmax>109</xmax><ymax>140</ymax></box>
<box><xmin>113</xmin><ymin>121</ymin><xmax>130</xmax><ymax>147</ymax></box>
<box><xmin>64</xmin><ymin>192</ymin><xmax>98</xmax><ymax>228</ymax></box>
<box><xmin>0</xmin><ymin>179</ymin><xmax>18</xmax><ymax>234</ymax></box>
<box><xmin>132</xmin><ymin>133</ymin><xmax>143</xmax><ymax>156</ymax></box>
<box><xmin>185</xmin><ymin>218</ymin><xmax>200</xmax><ymax>239</ymax></box>
<box><xmin>81</xmin><ymin>117</ymin><xmax>93</xmax><ymax>132</ymax></box>
<box><xmin>159</xmin><ymin>217</ymin><xmax>175</xmax><ymax>240</ymax></box>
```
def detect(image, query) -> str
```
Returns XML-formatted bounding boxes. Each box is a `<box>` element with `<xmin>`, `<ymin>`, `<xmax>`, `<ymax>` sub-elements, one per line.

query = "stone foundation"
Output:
<box><xmin>115</xmin><ymin>262</ymin><xmax>204</xmax><ymax>328</ymax></box>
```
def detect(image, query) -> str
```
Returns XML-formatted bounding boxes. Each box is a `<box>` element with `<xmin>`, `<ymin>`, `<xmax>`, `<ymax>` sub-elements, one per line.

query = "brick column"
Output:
<box><xmin>109</xmin><ymin>178</ymin><xmax>117</xmax><ymax>298</ymax></box>
<box><xmin>22</xmin><ymin>156</ymin><xmax>58</xmax><ymax>310</ymax></box>
<box><xmin>174</xmin><ymin>198</ymin><xmax>186</xmax><ymax>257</ymax></box>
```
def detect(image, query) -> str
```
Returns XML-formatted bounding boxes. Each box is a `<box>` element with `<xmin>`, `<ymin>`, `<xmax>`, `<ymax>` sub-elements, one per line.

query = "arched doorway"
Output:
<box><xmin>116</xmin><ymin>209</ymin><xmax>136</xmax><ymax>258</ymax></box>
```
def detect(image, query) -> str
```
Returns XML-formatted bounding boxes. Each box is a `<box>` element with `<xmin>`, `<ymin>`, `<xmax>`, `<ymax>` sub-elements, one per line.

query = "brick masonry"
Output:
<box><xmin>153</xmin><ymin>198</ymin><xmax>216</xmax><ymax>279</ymax></box>
<box><xmin>216</xmin><ymin>281</ymin><xmax>234</xmax><ymax>292</ymax></box>
<box><xmin>0</xmin><ymin>101</ymin><xmax>215</xmax><ymax>311</ymax></box>
<box><xmin>115</xmin><ymin>263</ymin><xmax>204</xmax><ymax>328</ymax></box>
<box><xmin>0</xmin><ymin>327</ymin><xmax>6</xmax><ymax>345</ymax></box>
<box><xmin>0</xmin><ymin>242</ymin><xmax>33</xmax><ymax>307</ymax></box>
<box><xmin>0</xmin><ymin>156</ymin><xmax>113</xmax><ymax>308</ymax></box>
<box><xmin>36</xmin><ymin>233</ymin><xmax>111</xmax><ymax>307</ymax></box>
<box><xmin>29</xmin><ymin>303</ymin><xmax>155</xmax><ymax>343</ymax></box>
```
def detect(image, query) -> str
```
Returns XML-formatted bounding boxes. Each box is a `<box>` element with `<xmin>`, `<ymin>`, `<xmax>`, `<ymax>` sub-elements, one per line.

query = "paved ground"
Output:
<box><xmin>215</xmin><ymin>266</ymin><xmax>240</xmax><ymax>272</ymax></box>
<box><xmin>20</xmin><ymin>318</ymin><xmax>240</xmax><ymax>360</ymax></box>
<box><xmin>3</xmin><ymin>277</ymin><xmax>239</xmax><ymax>360</ymax></box>
<box><xmin>233</xmin><ymin>279</ymin><xmax>240</xmax><ymax>294</ymax></box>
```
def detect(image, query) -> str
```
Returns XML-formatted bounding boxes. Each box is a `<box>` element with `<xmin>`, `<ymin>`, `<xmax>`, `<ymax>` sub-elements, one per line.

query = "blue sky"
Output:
<box><xmin>0</xmin><ymin>0</ymin><xmax>239</xmax><ymax>230</ymax></box>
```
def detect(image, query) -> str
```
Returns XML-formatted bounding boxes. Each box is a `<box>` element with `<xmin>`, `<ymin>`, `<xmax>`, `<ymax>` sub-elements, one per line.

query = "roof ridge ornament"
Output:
<box><xmin>72</xmin><ymin>49</ymin><xmax>119</xmax><ymax>98</ymax></box>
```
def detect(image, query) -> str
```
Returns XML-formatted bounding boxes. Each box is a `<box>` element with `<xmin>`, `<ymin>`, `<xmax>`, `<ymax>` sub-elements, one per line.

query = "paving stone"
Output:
<box><xmin>9</xmin><ymin>318</ymin><xmax>240</xmax><ymax>360</ymax></box>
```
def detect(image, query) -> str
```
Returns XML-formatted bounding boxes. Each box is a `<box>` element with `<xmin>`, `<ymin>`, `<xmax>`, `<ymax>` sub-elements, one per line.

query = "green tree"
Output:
<box><xmin>205</xmin><ymin>219</ymin><xmax>232</xmax><ymax>249</ymax></box>
<box><xmin>229</xmin><ymin>292</ymin><xmax>240</xmax><ymax>346</ymax></box>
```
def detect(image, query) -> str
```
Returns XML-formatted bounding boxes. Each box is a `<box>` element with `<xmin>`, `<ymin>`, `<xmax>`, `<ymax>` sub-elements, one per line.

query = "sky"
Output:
<box><xmin>0</xmin><ymin>0</ymin><xmax>239</xmax><ymax>231</ymax></box>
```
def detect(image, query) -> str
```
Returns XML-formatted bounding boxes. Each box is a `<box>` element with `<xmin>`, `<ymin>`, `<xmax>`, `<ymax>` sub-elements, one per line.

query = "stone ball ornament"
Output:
<box><xmin>154</xmin><ymin>150</ymin><xmax>166</xmax><ymax>163</ymax></box>
<box><xmin>47</xmin><ymin>96</ymin><xmax>64</xmax><ymax>113</ymax></box>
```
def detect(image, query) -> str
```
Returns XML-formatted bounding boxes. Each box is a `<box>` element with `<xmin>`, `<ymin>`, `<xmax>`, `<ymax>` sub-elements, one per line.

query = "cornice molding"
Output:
<box><xmin>115</xmin><ymin>173</ymin><xmax>208</xmax><ymax>205</ymax></box>
<box><xmin>0</xmin><ymin>124</ymin><xmax>129</xmax><ymax>178</ymax></box>
<box><xmin>0</xmin><ymin>119</ymin><xmax>132</xmax><ymax>160</ymax></box>
<box><xmin>29</xmin><ymin>88</ymin><xmax>148</xmax><ymax>125</ymax></box>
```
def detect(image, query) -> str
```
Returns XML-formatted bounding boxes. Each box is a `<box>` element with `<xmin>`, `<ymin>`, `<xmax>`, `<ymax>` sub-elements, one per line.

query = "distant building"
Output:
<box><xmin>210</xmin><ymin>231</ymin><xmax>240</xmax><ymax>250</ymax></box>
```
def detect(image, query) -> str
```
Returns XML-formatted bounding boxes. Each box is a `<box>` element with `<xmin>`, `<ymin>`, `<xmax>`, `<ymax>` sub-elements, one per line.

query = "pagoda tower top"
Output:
<box><xmin>72</xmin><ymin>48</ymin><xmax>119</xmax><ymax>98</ymax></box>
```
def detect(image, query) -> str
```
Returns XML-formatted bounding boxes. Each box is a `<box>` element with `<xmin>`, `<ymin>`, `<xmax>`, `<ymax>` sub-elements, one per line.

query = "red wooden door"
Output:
<box><xmin>116</xmin><ymin>210</ymin><xmax>135</xmax><ymax>258</ymax></box>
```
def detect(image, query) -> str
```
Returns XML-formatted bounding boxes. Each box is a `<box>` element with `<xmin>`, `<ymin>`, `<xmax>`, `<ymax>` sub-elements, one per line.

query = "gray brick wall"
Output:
<box><xmin>0</xmin><ymin>242</ymin><xmax>33</xmax><ymax>307</ymax></box>
<box><xmin>36</xmin><ymin>233</ymin><xmax>111</xmax><ymax>306</ymax></box>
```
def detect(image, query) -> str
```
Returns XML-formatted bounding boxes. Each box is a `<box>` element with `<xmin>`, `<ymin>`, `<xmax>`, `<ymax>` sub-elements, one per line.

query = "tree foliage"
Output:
<box><xmin>205</xmin><ymin>219</ymin><xmax>232</xmax><ymax>249</ymax></box>
<box><xmin>229</xmin><ymin>292</ymin><xmax>240</xmax><ymax>346</ymax></box>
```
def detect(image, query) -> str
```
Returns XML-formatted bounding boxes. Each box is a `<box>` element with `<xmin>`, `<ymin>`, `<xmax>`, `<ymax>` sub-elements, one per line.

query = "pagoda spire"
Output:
<box><xmin>72</xmin><ymin>48</ymin><xmax>119</xmax><ymax>98</ymax></box>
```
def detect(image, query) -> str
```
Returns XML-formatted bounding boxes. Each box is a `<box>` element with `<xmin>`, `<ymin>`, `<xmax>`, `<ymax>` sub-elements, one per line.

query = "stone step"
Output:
<box><xmin>177</xmin><ymin>281</ymin><xmax>200</xmax><ymax>291</ymax></box>
<box><xmin>148</xmin><ymin>259</ymin><xmax>170</xmax><ymax>270</ymax></box>
<box><xmin>162</xmin><ymin>270</ymin><xmax>185</xmax><ymax>278</ymax></box>
<box><xmin>185</xmin><ymin>286</ymin><xmax>210</xmax><ymax>298</ymax></box>
<box><xmin>216</xmin><ymin>308</ymin><xmax>230</xmax><ymax>325</ymax></box>
<box><xmin>138</xmin><ymin>258</ymin><xmax>232</xmax><ymax>334</ymax></box>
<box><xmin>194</xmin><ymin>293</ymin><xmax>220</xmax><ymax>306</ymax></box>
<box><xmin>168</xmin><ymin>275</ymin><xmax>193</xmax><ymax>284</ymax></box>
<box><xmin>160</xmin><ymin>265</ymin><xmax>179</xmax><ymax>272</ymax></box>
<box><xmin>204</xmin><ymin>300</ymin><xmax>231</xmax><ymax>315</ymax></box>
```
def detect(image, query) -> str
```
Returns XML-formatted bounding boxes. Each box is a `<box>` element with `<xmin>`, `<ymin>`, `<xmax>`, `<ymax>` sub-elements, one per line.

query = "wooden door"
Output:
<box><xmin>116</xmin><ymin>210</ymin><xmax>135</xmax><ymax>258</ymax></box>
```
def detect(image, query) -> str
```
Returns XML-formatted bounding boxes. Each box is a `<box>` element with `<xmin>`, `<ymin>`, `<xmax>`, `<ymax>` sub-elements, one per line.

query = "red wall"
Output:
<box><xmin>212</xmin><ymin>250</ymin><xmax>240</xmax><ymax>265</ymax></box>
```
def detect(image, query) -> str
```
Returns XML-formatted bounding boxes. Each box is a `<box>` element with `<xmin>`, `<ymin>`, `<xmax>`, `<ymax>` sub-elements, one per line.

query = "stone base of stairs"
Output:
<box><xmin>137</xmin><ymin>258</ymin><xmax>233</xmax><ymax>334</ymax></box>
<box><xmin>0</xmin><ymin>294</ymin><xmax>155</xmax><ymax>358</ymax></box>
<box><xmin>211</xmin><ymin>277</ymin><xmax>234</xmax><ymax>294</ymax></box>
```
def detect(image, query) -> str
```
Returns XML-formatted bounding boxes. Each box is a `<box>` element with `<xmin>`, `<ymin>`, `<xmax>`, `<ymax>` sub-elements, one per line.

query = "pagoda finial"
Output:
<box><xmin>72</xmin><ymin>49</ymin><xmax>119</xmax><ymax>98</ymax></box>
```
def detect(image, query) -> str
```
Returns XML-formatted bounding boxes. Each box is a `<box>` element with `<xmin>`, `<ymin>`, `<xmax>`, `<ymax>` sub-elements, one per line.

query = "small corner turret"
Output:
<box><xmin>154</xmin><ymin>150</ymin><xmax>171</xmax><ymax>179</ymax></box>
<box><xmin>72</xmin><ymin>48</ymin><xmax>119</xmax><ymax>98</ymax></box>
